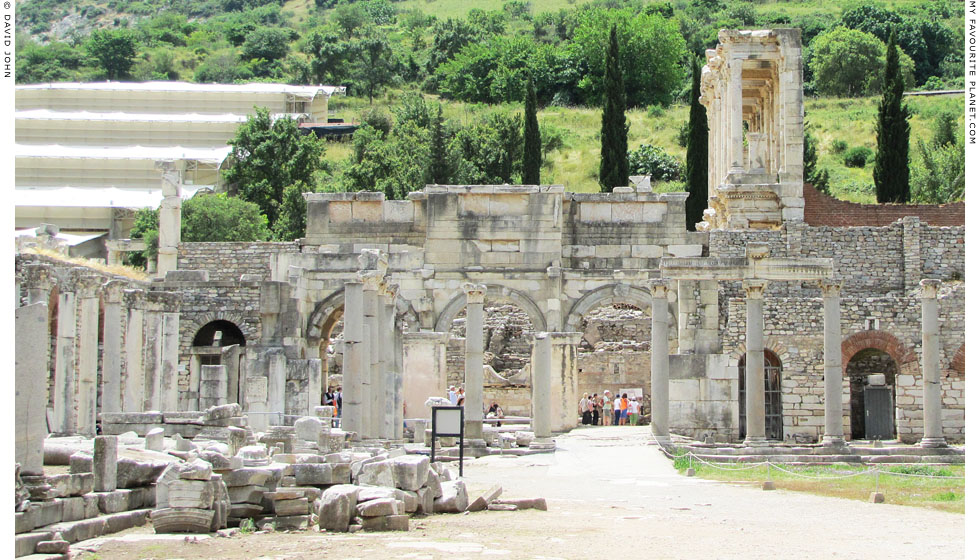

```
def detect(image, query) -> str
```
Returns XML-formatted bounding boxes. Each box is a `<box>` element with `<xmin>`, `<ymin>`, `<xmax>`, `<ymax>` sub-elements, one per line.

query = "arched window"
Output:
<box><xmin>738</xmin><ymin>350</ymin><xmax>783</xmax><ymax>441</ymax></box>
<box><xmin>192</xmin><ymin>320</ymin><xmax>246</xmax><ymax>348</ymax></box>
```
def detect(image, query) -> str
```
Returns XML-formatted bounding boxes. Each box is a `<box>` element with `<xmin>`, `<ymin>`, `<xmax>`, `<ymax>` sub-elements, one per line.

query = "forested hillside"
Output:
<box><xmin>16</xmin><ymin>0</ymin><xmax>966</xmax><ymax>202</ymax></box>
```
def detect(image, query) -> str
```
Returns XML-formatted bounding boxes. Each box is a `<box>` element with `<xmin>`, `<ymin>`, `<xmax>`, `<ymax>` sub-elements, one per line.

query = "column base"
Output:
<box><xmin>462</xmin><ymin>438</ymin><xmax>489</xmax><ymax>458</ymax></box>
<box><xmin>529</xmin><ymin>438</ymin><xmax>556</xmax><ymax>451</ymax></box>
<box><xmin>742</xmin><ymin>436</ymin><xmax>770</xmax><ymax>447</ymax></box>
<box><xmin>821</xmin><ymin>435</ymin><xmax>848</xmax><ymax>449</ymax></box>
<box><xmin>918</xmin><ymin>437</ymin><xmax>948</xmax><ymax>449</ymax></box>
<box><xmin>464</xmin><ymin>420</ymin><xmax>484</xmax><ymax>441</ymax></box>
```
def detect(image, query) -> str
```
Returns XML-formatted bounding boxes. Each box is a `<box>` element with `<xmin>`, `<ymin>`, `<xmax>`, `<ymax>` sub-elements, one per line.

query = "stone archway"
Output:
<box><xmin>840</xmin><ymin>330</ymin><xmax>917</xmax><ymax>442</ymax></box>
<box><xmin>434</xmin><ymin>285</ymin><xmax>546</xmax><ymax>334</ymax></box>
<box><xmin>563</xmin><ymin>284</ymin><xmax>655</xmax><ymax>332</ymax></box>
<box><xmin>949</xmin><ymin>344</ymin><xmax>965</xmax><ymax>376</ymax></box>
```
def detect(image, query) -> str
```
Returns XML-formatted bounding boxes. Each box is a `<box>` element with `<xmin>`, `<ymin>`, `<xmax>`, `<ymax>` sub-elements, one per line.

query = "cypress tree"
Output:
<box><xmin>873</xmin><ymin>29</ymin><xmax>910</xmax><ymax>203</ymax></box>
<box><xmin>685</xmin><ymin>55</ymin><xmax>709</xmax><ymax>231</ymax></box>
<box><xmin>522</xmin><ymin>76</ymin><xmax>541</xmax><ymax>185</ymax></box>
<box><xmin>599</xmin><ymin>25</ymin><xmax>629</xmax><ymax>193</ymax></box>
<box><xmin>427</xmin><ymin>104</ymin><xmax>450</xmax><ymax>185</ymax></box>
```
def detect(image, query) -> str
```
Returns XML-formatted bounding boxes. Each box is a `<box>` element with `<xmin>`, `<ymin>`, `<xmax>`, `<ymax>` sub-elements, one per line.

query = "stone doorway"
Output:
<box><xmin>317</xmin><ymin>306</ymin><xmax>344</xmax><ymax>401</ymax></box>
<box><xmin>845</xmin><ymin>348</ymin><xmax>898</xmax><ymax>440</ymax></box>
<box><xmin>738</xmin><ymin>350</ymin><xmax>783</xmax><ymax>441</ymax></box>
<box><xmin>191</xmin><ymin>320</ymin><xmax>246</xmax><ymax>408</ymax></box>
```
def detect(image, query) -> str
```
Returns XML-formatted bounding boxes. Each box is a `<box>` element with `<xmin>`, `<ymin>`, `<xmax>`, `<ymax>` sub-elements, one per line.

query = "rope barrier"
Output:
<box><xmin>878</xmin><ymin>469</ymin><xmax>966</xmax><ymax>480</ymax></box>
<box><xmin>767</xmin><ymin>462</ymin><xmax>870</xmax><ymax>480</ymax></box>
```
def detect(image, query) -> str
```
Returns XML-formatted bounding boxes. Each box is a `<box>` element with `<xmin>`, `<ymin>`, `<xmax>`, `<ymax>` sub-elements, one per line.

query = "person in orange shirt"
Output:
<box><xmin>619</xmin><ymin>394</ymin><xmax>629</xmax><ymax>425</ymax></box>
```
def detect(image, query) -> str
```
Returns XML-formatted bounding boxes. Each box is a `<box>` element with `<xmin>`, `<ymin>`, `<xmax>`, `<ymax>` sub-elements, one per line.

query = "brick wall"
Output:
<box><xmin>802</xmin><ymin>184</ymin><xmax>965</xmax><ymax>227</ymax></box>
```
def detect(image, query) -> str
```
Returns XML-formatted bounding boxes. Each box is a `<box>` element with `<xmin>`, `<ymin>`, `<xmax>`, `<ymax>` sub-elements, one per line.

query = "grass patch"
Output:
<box><xmin>672</xmin><ymin>455</ymin><xmax>965</xmax><ymax>514</ymax></box>
<box><xmin>25</xmin><ymin>247</ymin><xmax>149</xmax><ymax>282</ymax></box>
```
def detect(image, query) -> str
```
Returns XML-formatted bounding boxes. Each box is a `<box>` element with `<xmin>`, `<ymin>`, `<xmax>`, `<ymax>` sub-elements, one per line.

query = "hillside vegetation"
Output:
<box><xmin>16</xmin><ymin>0</ymin><xmax>966</xmax><ymax>202</ymax></box>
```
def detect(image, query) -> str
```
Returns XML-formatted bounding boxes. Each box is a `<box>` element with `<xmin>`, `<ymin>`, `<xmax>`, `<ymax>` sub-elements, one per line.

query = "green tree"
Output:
<box><xmin>241</xmin><ymin>27</ymin><xmax>290</xmax><ymax>62</ymax></box>
<box><xmin>911</xmin><ymin>137</ymin><xmax>964</xmax><ymax>204</ymax></box>
<box><xmin>224</xmin><ymin>107</ymin><xmax>325</xmax><ymax>228</ymax></box>
<box><xmin>16</xmin><ymin>38</ymin><xmax>84</xmax><ymax>83</ymax></box>
<box><xmin>272</xmin><ymin>183</ymin><xmax>310</xmax><ymax>242</ymax></box>
<box><xmin>522</xmin><ymin>76</ymin><xmax>541</xmax><ymax>185</ymax></box>
<box><xmin>353</xmin><ymin>34</ymin><xmax>398</xmax><ymax>104</ymax></box>
<box><xmin>86</xmin><ymin>28</ymin><xmax>139</xmax><ymax>80</ymax></box>
<box><xmin>808</xmin><ymin>27</ymin><xmax>914</xmax><ymax>97</ymax></box>
<box><xmin>333</xmin><ymin>3</ymin><xmax>368</xmax><ymax>40</ymax></box>
<box><xmin>304</xmin><ymin>28</ymin><xmax>355</xmax><ymax>85</ymax></box>
<box><xmin>570</xmin><ymin>8</ymin><xmax>687</xmax><ymax>107</ymax></box>
<box><xmin>427</xmin><ymin>105</ymin><xmax>452</xmax><ymax>185</ymax></box>
<box><xmin>685</xmin><ymin>56</ymin><xmax>709</xmax><ymax>231</ymax></box>
<box><xmin>873</xmin><ymin>31</ymin><xmax>911</xmax><ymax>203</ymax></box>
<box><xmin>803</xmin><ymin>122</ymin><xmax>818</xmax><ymax>183</ymax></box>
<box><xmin>598</xmin><ymin>25</ymin><xmax>629</xmax><ymax>193</ymax></box>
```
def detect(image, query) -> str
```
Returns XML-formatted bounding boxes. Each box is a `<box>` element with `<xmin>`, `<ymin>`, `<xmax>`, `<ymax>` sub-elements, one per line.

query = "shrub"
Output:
<box><xmin>360</xmin><ymin>107</ymin><xmax>393</xmax><ymax>138</ymax></box>
<box><xmin>540</xmin><ymin>124</ymin><xmax>569</xmax><ymax>155</ymax></box>
<box><xmin>628</xmin><ymin>144</ymin><xmax>683</xmax><ymax>181</ymax></box>
<box><xmin>830</xmin><ymin>139</ymin><xmax>848</xmax><ymax>154</ymax></box>
<box><xmin>843</xmin><ymin>146</ymin><xmax>873</xmax><ymax>168</ymax></box>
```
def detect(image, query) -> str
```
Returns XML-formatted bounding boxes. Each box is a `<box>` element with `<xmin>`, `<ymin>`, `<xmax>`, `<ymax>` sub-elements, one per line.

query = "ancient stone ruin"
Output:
<box><xmin>13</xmin><ymin>28</ymin><xmax>964</xmax><ymax>557</ymax></box>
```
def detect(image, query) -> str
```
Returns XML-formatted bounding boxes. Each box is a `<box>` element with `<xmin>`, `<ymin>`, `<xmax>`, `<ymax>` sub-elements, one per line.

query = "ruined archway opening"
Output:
<box><xmin>193</xmin><ymin>320</ymin><xmax>246</xmax><ymax>349</ymax></box>
<box><xmin>318</xmin><ymin>306</ymin><xmax>345</xmax><ymax>402</ymax></box>
<box><xmin>575</xmin><ymin>304</ymin><xmax>659</xmax><ymax>413</ymax></box>
<box><xmin>192</xmin><ymin>320</ymin><xmax>247</xmax><ymax>408</ymax></box>
<box><xmin>845</xmin><ymin>348</ymin><xmax>898</xmax><ymax>440</ymax></box>
<box><xmin>738</xmin><ymin>350</ymin><xmax>783</xmax><ymax>441</ymax></box>
<box><xmin>448</xmin><ymin>301</ymin><xmax>532</xmax><ymax>417</ymax></box>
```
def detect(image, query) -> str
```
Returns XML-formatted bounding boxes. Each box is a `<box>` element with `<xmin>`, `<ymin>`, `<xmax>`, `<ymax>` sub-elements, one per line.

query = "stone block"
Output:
<box><xmin>466</xmin><ymin>483</ymin><xmax>503</xmax><ymax>512</ymax></box>
<box><xmin>166</xmin><ymin>480</ymin><xmax>214</xmax><ymax>510</ymax></box>
<box><xmin>357</xmin><ymin>461</ymin><xmax>395</xmax><ymax>487</ymax></box>
<box><xmin>36</xmin><ymin>538</ymin><xmax>70</xmax><ymax>554</ymax></box>
<box><xmin>227</xmin><ymin>485</ymin><xmax>266</xmax><ymax>505</ymax></box>
<box><xmin>15</xmin><ymin>510</ymin><xmax>35</xmax><ymax>534</ymax></box>
<box><xmin>145</xmin><ymin>428</ymin><xmax>165</xmax><ymax>451</ymax></box>
<box><xmin>15</xmin><ymin>531</ymin><xmax>53</xmax><ymax>557</ymax></box>
<box><xmin>415</xmin><ymin>486</ymin><xmax>435</xmax><ymax>515</ymax></box>
<box><xmin>293</xmin><ymin>417</ymin><xmax>323</xmax><ymax>442</ymax></box>
<box><xmin>229</xmin><ymin>503</ymin><xmax>263</xmax><ymax>518</ymax></box>
<box><xmin>631</xmin><ymin>245</ymin><xmax>664</xmax><ymax>258</ymax></box>
<box><xmin>667</xmin><ymin>244</ymin><xmax>703</xmax><ymax>257</ymax></box>
<box><xmin>292</xmin><ymin>463</ymin><xmax>338</xmax><ymax>486</ymax></box>
<box><xmin>389</xmin><ymin>455</ymin><xmax>430</xmax><ymax>492</ymax></box>
<box><xmin>356</xmin><ymin>498</ymin><xmax>398</xmax><ymax>518</ymax></box>
<box><xmin>273</xmin><ymin>498</ymin><xmax>309</xmax><ymax>517</ymax></box>
<box><xmin>68</xmin><ymin>452</ymin><xmax>93</xmax><ymax>474</ymax></box>
<box><xmin>15</xmin><ymin>303</ymin><xmax>49</xmax><ymax>477</ymax></box>
<box><xmin>494</xmin><ymin>497</ymin><xmax>547</xmax><ymax>511</ymax></box>
<box><xmin>178</xmin><ymin>459</ymin><xmax>213</xmax><ymax>481</ymax></box>
<box><xmin>60</xmin><ymin>497</ymin><xmax>86</xmax><ymax>522</ymax></box>
<box><xmin>433</xmin><ymin>480</ymin><xmax>468</xmax><ymax>514</ymax></box>
<box><xmin>317</xmin><ymin>485</ymin><xmax>359</xmax><ymax>532</ymax></box>
<box><xmin>96</xmin><ymin>490</ymin><xmax>132</xmax><ymax>514</ymax></box>
<box><xmin>360</xmin><ymin>513</ymin><xmax>409</xmax><ymax>532</ymax></box>
<box><xmin>68</xmin><ymin>473</ymin><xmax>93</xmax><ymax>496</ymax></box>
<box><xmin>104</xmin><ymin>509</ymin><xmax>150</xmax><ymax>534</ymax></box>
<box><xmin>45</xmin><ymin>516</ymin><xmax>108</xmax><ymax>544</ymax></box>
<box><xmin>352</xmin><ymin>201</ymin><xmax>383</xmax><ymax>222</ymax></box>
<box><xmin>117</xmin><ymin>458</ymin><xmax>167</xmax><ymax>489</ymax></box>
<box><xmin>82</xmin><ymin>494</ymin><xmax>100</xmax><ymax>518</ymax></box>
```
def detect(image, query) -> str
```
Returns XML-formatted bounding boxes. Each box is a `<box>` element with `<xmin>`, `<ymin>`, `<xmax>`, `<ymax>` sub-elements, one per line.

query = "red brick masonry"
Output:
<box><xmin>803</xmin><ymin>184</ymin><xmax>965</xmax><ymax>227</ymax></box>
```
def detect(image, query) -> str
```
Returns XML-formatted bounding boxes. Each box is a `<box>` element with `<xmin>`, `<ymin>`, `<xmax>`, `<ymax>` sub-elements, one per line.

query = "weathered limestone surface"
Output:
<box><xmin>16</xmin><ymin>303</ymin><xmax>48</xmax><ymax>476</ymax></box>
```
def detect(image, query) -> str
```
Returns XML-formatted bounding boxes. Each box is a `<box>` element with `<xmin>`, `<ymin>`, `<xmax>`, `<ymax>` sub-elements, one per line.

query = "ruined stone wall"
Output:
<box><xmin>722</xmin><ymin>284</ymin><xmax>965</xmax><ymax>443</ymax></box>
<box><xmin>177</xmin><ymin>242</ymin><xmax>299</xmax><ymax>282</ymax></box>
<box><xmin>920</xmin><ymin>227</ymin><xmax>965</xmax><ymax>280</ymax></box>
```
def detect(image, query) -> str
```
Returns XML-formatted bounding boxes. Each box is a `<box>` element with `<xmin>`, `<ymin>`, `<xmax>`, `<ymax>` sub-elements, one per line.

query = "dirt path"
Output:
<box><xmin>81</xmin><ymin>426</ymin><xmax>966</xmax><ymax>559</ymax></box>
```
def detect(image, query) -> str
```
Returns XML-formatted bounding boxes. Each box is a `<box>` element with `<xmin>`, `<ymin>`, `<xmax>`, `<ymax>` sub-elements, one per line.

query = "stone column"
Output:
<box><xmin>819</xmin><ymin>278</ymin><xmax>846</xmax><ymax>448</ymax></box>
<box><xmin>341</xmin><ymin>280</ymin><xmax>365</xmax><ymax>437</ymax></box>
<box><xmin>549</xmin><ymin>332</ymin><xmax>583</xmax><ymax>432</ymax></box>
<box><xmin>16</xmin><ymin>302</ymin><xmax>49</xmax><ymax>476</ymax></box>
<box><xmin>649</xmin><ymin>279</ymin><xmax>671</xmax><ymax>444</ymax></box>
<box><xmin>729</xmin><ymin>57</ymin><xmax>744</xmax><ymax>173</ymax></box>
<box><xmin>743</xmin><ymin>279</ymin><xmax>768</xmax><ymax>446</ymax></box>
<box><xmin>401</xmin><ymin>332</ymin><xmax>450</xmax><ymax>419</ymax></box>
<box><xmin>53</xmin><ymin>285</ymin><xmax>78</xmax><ymax>434</ymax></box>
<box><xmin>462</xmin><ymin>283</ymin><xmax>487</xmax><ymax>442</ymax></box>
<box><xmin>93</xmin><ymin>435</ymin><xmax>118</xmax><ymax>492</ymax></box>
<box><xmin>359</xmin><ymin>271</ymin><xmax>382</xmax><ymax>439</ymax></box>
<box><xmin>76</xmin><ymin>277</ymin><xmax>101</xmax><ymax>437</ymax></box>
<box><xmin>101</xmin><ymin>281</ymin><xmax>125</xmax><ymax>415</ymax></box>
<box><xmin>122</xmin><ymin>290</ymin><xmax>145</xmax><ymax>411</ymax></box>
<box><xmin>919</xmin><ymin>279</ymin><xmax>947</xmax><ymax>448</ymax></box>
<box><xmin>531</xmin><ymin>333</ymin><xmax>554</xmax><ymax>446</ymax></box>
<box><xmin>142</xmin><ymin>300</ymin><xmax>163</xmax><ymax>411</ymax></box>
<box><xmin>155</xmin><ymin>160</ymin><xmax>182</xmax><ymax>278</ymax></box>
<box><xmin>382</xmin><ymin>283</ymin><xmax>399</xmax><ymax>440</ymax></box>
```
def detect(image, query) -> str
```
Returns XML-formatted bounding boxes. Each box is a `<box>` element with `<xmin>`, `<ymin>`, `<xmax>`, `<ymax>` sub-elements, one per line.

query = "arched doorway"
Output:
<box><xmin>738</xmin><ymin>350</ymin><xmax>783</xmax><ymax>441</ymax></box>
<box><xmin>845</xmin><ymin>348</ymin><xmax>898</xmax><ymax>440</ymax></box>
<box><xmin>192</xmin><ymin>320</ymin><xmax>247</xmax><ymax>408</ymax></box>
<box><xmin>317</xmin><ymin>306</ymin><xmax>345</xmax><ymax>402</ymax></box>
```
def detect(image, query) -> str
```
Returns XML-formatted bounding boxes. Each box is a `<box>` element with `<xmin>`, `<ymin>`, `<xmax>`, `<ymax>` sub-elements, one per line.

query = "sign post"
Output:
<box><xmin>430</xmin><ymin>405</ymin><xmax>464</xmax><ymax>478</ymax></box>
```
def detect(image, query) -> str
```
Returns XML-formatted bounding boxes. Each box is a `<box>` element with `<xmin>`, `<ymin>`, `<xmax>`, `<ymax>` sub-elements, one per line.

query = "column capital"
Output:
<box><xmin>102</xmin><ymin>280</ymin><xmax>127</xmax><ymax>304</ymax></box>
<box><xmin>818</xmin><ymin>277</ymin><xmax>844</xmax><ymax>298</ymax></box>
<box><xmin>743</xmin><ymin>279</ymin><xmax>767</xmax><ymax>299</ymax></box>
<box><xmin>22</xmin><ymin>263</ymin><xmax>56</xmax><ymax>291</ymax></box>
<box><xmin>383</xmin><ymin>282</ymin><xmax>400</xmax><ymax>301</ymax></box>
<box><xmin>647</xmin><ymin>278</ymin><xmax>671</xmax><ymax>298</ymax></box>
<box><xmin>358</xmin><ymin>270</ymin><xmax>385</xmax><ymax>291</ymax></box>
<box><xmin>76</xmin><ymin>275</ymin><xmax>103</xmax><ymax>298</ymax></box>
<box><xmin>745</xmin><ymin>242</ymin><xmax>770</xmax><ymax>260</ymax></box>
<box><xmin>462</xmin><ymin>283</ymin><xmax>487</xmax><ymax>304</ymax></box>
<box><xmin>919</xmin><ymin>279</ymin><xmax>941</xmax><ymax>299</ymax></box>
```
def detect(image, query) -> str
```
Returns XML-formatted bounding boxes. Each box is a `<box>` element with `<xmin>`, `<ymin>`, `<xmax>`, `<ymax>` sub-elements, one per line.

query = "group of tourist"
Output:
<box><xmin>322</xmin><ymin>386</ymin><xmax>343</xmax><ymax>427</ymax></box>
<box><xmin>579</xmin><ymin>390</ymin><xmax>642</xmax><ymax>426</ymax></box>
<box><xmin>447</xmin><ymin>385</ymin><xmax>465</xmax><ymax>407</ymax></box>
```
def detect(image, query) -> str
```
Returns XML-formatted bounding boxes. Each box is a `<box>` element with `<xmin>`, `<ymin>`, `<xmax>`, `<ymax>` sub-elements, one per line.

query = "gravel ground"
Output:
<box><xmin>79</xmin><ymin>426</ymin><xmax>967</xmax><ymax>560</ymax></box>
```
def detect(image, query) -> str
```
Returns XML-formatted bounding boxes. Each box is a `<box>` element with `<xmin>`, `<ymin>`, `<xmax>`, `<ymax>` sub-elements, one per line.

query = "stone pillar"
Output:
<box><xmin>76</xmin><ymin>277</ymin><xmax>101</xmax><ymax>437</ymax></box>
<box><xmin>93</xmin><ymin>435</ymin><xmax>118</xmax><ymax>492</ymax></box>
<box><xmin>747</xmin><ymin>132</ymin><xmax>767</xmax><ymax>171</ymax></box>
<box><xmin>267</xmin><ymin>349</ymin><xmax>287</xmax><ymax>426</ymax></box>
<box><xmin>819</xmin><ymin>278</ymin><xmax>846</xmax><ymax>448</ymax></box>
<box><xmin>142</xmin><ymin>300</ymin><xmax>163</xmax><ymax>411</ymax></box>
<box><xmin>462</xmin><ymin>283</ymin><xmax>486</xmax><ymax>442</ymax></box>
<box><xmin>728</xmin><ymin>57</ymin><xmax>744</xmax><ymax>173</ymax></box>
<box><xmin>919</xmin><ymin>279</ymin><xmax>947</xmax><ymax>448</ymax></box>
<box><xmin>199</xmin><ymin>365</ymin><xmax>228</xmax><ymax>409</ymax></box>
<box><xmin>16</xmin><ymin>302</ymin><xmax>49</xmax><ymax>476</ymax></box>
<box><xmin>53</xmin><ymin>286</ymin><xmax>78</xmax><ymax>434</ymax></box>
<box><xmin>341</xmin><ymin>280</ymin><xmax>365</xmax><ymax>437</ymax></box>
<box><xmin>531</xmin><ymin>333</ymin><xmax>553</xmax><ymax>444</ymax></box>
<box><xmin>24</xmin><ymin>263</ymin><xmax>55</xmax><ymax>306</ymax></box>
<box><xmin>649</xmin><ymin>279</ymin><xmax>671</xmax><ymax>444</ymax></box>
<box><xmin>155</xmin><ymin>160</ymin><xmax>181</xmax><ymax>278</ymax></box>
<box><xmin>122</xmin><ymin>290</ymin><xmax>145</xmax><ymax>411</ymax></box>
<box><xmin>402</xmin><ymin>332</ymin><xmax>450</xmax><ymax>419</ymax></box>
<box><xmin>382</xmin><ymin>284</ymin><xmax>399</xmax><ymax>440</ymax></box>
<box><xmin>550</xmin><ymin>332</ymin><xmax>583</xmax><ymax>432</ymax></box>
<box><xmin>101</xmin><ymin>281</ymin><xmax>125</xmax><ymax>415</ymax></box>
<box><xmin>696</xmin><ymin>280</ymin><xmax>721</xmax><ymax>354</ymax></box>
<box><xmin>743</xmin><ymin>279</ymin><xmax>768</xmax><ymax>446</ymax></box>
<box><xmin>676</xmin><ymin>280</ymin><xmax>696</xmax><ymax>354</ymax></box>
<box><xmin>360</xmin><ymin>272</ymin><xmax>382</xmax><ymax>439</ymax></box>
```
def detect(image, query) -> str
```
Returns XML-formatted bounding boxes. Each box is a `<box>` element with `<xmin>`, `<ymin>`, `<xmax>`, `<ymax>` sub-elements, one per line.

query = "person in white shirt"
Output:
<box><xmin>448</xmin><ymin>385</ymin><xmax>459</xmax><ymax>405</ymax></box>
<box><xmin>628</xmin><ymin>397</ymin><xmax>640</xmax><ymax>426</ymax></box>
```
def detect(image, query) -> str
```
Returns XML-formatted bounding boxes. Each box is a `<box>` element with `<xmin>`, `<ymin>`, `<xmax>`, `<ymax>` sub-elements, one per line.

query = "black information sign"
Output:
<box><xmin>430</xmin><ymin>405</ymin><xmax>464</xmax><ymax>477</ymax></box>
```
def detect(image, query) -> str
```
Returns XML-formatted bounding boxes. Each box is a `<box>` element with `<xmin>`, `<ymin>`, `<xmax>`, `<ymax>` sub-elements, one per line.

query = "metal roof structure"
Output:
<box><xmin>16</xmin><ymin>185</ymin><xmax>211</xmax><ymax>209</ymax></box>
<box><xmin>16</xmin><ymin>144</ymin><xmax>233</xmax><ymax>163</ymax></box>
<box><xmin>16</xmin><ymin>81</ymin><xmax>346</xmax><ymax>98</ymax></box>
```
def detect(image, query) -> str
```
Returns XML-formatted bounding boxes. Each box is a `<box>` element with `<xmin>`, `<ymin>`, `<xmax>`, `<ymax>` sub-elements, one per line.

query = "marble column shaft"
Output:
<box><xmin>101</xmin><ymin>282</ymin><xmax>125</xmax><ymax>414</ymax></box>
<box><xmin>463</xmin><ymin>283</ymin><xmax>486</xmax><ymax>441</ymax></box>
<box><xmin>361</xmin><ymin>277</ymin><xmax>380</xmax><ymax>439</ymax></box>
<box><xmin>919</xmin><ymin>279</ymin><xmax>946</xmax><ymax>447</ymax></box>
<box><xmin>820</xmin><ymin>279</ymin><xmax>845</xmax><ymax>446</ymax></box>
<box><xmin>76</xmin><ymin>281</ymin><xmax>100</xmax><ymax>437</ymax></box>
<box><xmin>382</xmin><ymin>287</ymin><xmax>398</xmax><ymax>440</ymax></box>
<box><xmin>341</xmin><ymin>281</ymin><xmax>364</xmax><ymax>436</ymax></box>
<box><xmin>743</xmin><ymin>280</ymin><xmax>767</xmax><ymax>445</ymax></box>
<box><xmin>122</xmin><ymin>296</ymin><xmax>145</xmax><ymax>412</ymax></box>
<box><xmin>532</xmin><ymin>333</ymin><xmax>552</xmax><ymax>439</ymax></box>
<box><xmin>649</xmin><ymin>280</ymin><xmax>671</xmax><ymax>443</ymax></box>
<box><xmin>729</xmin><ymin>57</ymin><xmax>744</xmax><ymax>171</ymax></box>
